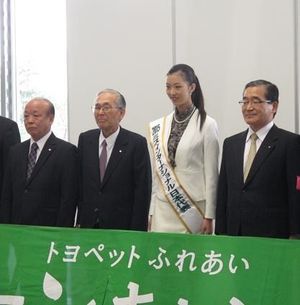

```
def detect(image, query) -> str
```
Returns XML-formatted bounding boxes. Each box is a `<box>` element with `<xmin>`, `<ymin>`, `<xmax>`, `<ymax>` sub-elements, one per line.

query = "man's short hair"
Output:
<box><xmin>244</xmin><ymin>80</ymin><xmax>279</xmax><ymax>103</ymax></box>
<box><xmin>29</xmin><ymin>97</ymin><xmax>55</xmax><ymax>116</ymax></box>
<box><xmin>96</xmin><ymin>89</ymin><xmax>126</xmax><ymax>109</ymax></box>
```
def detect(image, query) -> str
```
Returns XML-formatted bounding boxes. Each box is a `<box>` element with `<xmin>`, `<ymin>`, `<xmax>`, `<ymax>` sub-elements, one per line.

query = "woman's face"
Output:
<box><xmin>166</xmin><ymin>72</ymin><xmax>195</xmax><ymax>110</ymax></box>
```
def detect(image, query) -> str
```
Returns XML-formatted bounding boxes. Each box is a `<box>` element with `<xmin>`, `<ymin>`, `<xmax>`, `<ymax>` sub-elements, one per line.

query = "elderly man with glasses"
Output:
<box><xmin>215</xmin><ymin>80</ymin><xmax>300</xmax><ymax>239</ymax></box>
<box><xmin>77</xmin><ymin>89</ymin><xmax>152</xmax><ymax>231</ymax></box>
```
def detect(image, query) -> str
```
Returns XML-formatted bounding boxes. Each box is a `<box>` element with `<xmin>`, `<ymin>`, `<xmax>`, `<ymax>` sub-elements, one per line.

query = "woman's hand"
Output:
<box><xmin>148</xmin><ymin>215</ymin><xmax>152</xmax><ymax>232</ymax></box>
<box><xmin>200</xmin><ymin>218</ymin><xmax>213</xmax><ymax>234</ymax></box>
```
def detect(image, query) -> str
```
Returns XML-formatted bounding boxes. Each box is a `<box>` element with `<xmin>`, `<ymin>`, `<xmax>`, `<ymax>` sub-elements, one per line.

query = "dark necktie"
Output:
<box><xmin>99</xmin><ymin>140</ymin><xmax>107</xmax><ymax>182</ymax></box>
<box><xmin>244</xmin><ymin>133</ymin><xmax>258</xmax><ymax>181</ymax></box>
<box><xmin>27</xmin><ymin>142</ymin><xmax>38</xmax><ymax>180</ymax></box>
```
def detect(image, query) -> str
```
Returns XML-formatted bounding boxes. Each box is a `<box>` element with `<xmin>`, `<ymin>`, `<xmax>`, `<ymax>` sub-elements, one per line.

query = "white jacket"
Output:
<box><xmin>149</xmin><ymin>110</ymin><xmax>219</xmax><ymax>233</ymax></box>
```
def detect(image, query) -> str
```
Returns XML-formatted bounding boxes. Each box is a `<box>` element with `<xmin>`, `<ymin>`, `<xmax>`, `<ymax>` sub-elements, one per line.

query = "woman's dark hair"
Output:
<box><xmin>167</xmin><ymin>64</ymin><xmax>206</xmax><ymax>130</ymax></box>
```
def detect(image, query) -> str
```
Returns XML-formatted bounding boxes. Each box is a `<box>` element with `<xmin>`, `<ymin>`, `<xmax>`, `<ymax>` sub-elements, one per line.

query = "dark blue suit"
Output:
<box><xmin>0</xmin><ymin>117</ymin><xmax>20</xmax><ymax>202</ymax></box>
<box><xmin>77</xmin><ymin>127</ymin><xmax>151</xmax><ymax>231</ymax></box>
<box><xmin>215</xmin><ymin>125</ymin><xmax>300</xmax><ymax>238</ymax></box>
<box><xmin>0</xmin><ymin>133</ymin><xmax>78</xmax><ymax>226</ymax></box>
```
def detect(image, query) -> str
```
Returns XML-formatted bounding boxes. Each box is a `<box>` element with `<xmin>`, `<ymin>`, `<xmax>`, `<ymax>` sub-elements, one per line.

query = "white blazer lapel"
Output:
<box><xmin>175</xmin><ymin>110</ymin><xmax>200</xmax><ymax>153</ymax></box>
<box><xmin>163</xmin><ymin>112</ymin><xmax>174</xmax><ymax>152</ymax></box>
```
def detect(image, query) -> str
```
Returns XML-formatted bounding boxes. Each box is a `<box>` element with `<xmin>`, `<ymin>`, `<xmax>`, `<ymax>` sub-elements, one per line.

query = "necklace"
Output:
<box><xmin>173</xmin><ymin>106</ymin><xmax>196</xmax><ymax>124</ymax></box>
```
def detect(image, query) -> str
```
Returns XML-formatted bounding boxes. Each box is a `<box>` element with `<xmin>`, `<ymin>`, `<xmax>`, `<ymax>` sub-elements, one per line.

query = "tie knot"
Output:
<box><xmin>250</xmin><ymin>133</ymin><xmax>258</xmax><ymax>142</ymax></box>
<box><xmin>31</xmin><ymin>142</ymin><xmax>38</xmax><ymax>151</ymax></box>
<box><xmin>102</xmin><ymin>140</ymin><xmax>107</xmax><ymax>148</ymax></box>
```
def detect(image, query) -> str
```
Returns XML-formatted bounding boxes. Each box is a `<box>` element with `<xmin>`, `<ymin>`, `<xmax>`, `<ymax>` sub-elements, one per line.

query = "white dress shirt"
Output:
<box><xmin>29</xmin><ymin>130</ymin><xmax>52</xmax><ymax>161</ymax></box>
<box><xmin>243</xmin><ymin>121</ymin><xmax>274</xmax><ymax>168</ymax></box>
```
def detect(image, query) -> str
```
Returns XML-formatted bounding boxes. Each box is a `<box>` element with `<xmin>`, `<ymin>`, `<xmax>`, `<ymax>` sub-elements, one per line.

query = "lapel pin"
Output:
<box><xmin>119</xmin><ymin>150</ymin><xmax>122</xmax><ymax>153</ymax></box>
<box><xmin>48</xmin><ymin>148</ymin><xmax>52</xmax><ymax>151</ymax></box>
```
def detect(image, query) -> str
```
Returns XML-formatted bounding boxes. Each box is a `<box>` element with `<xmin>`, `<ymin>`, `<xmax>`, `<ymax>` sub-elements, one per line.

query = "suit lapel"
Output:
<box><xmin>235</xmin><ymin>131</ymin><xmax>247</xmax><ymax>184</ymax></box>
<box><xmin>101</xmin><ymin>128</ymin><xmax>128</xmax><ymax>187</ymax></box>
<box><xmin>22</xmin><ymin>140</ymin><xmax>31</xmax><ymax>182</ymax></box>
<box><xmin>89</xmin><ymin>130</ymin><xmax>101</xmax><ymax>184</ymax></box>
<box><xmin>164</xmin><ymin>110</ymin><xmax>197</xmax><ymax>164</ymax></box>
<box><xmin>175</xmin><ymin>110</ymin><xmax>197</xmax><ymax>153</ymax></box>
<box><xmin>244</xmin><ymin>125</ymin><xmax>278</xmax><ymax>185</ymax></box>
<box><xmin>26</xmin><ymin>133</ymin><xmax>56</xmax><ymax>185</ymax></box>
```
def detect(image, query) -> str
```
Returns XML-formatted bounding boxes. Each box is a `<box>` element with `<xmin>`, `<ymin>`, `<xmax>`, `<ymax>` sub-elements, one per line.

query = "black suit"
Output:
<box><xmin>0</xmin><ymin>133</ymin><xmax>78</xmax><ymax>226</ymax></box>
<box><xmin>0</xmin><ymin>117</ymin><xmax>20</xmax><ymax>202</ymax></box>
<box><xmin>77</xmin><ymin>127</ymin><xmax>152</xmax><ymax>231</ymax></box>
<box><xmin>215</xmin><ymin>125</ymin><xmax>300</xmax><ymax>238</ymax></box>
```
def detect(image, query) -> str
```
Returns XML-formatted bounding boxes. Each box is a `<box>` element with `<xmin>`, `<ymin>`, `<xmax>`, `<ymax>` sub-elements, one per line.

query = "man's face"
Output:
<box><xmin>24</xmin><ymin>99</ymin><xmax>54</xmax><ymax>141</ymax></box>
<box><xmin>93</xmin><ymin>92</ymin><xmax>125</xmax><ymax>137</ymax></box>
<box><xmin>242</xmin><ymin>85</ymin><xmax>278</xmax><ymax>131</ymax></box>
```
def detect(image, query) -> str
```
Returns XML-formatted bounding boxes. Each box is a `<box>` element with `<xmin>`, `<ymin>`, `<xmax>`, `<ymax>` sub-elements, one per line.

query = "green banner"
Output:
<box><xmin>0</xmin><ymin>224</ymin><xmax>300</xmax><ymax>304</ymax></box>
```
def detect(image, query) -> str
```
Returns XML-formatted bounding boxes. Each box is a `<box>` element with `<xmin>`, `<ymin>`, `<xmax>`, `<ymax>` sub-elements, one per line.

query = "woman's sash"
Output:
<box><xmin>149</xmin><ymin>116</ymin><xmax>204</xmax><ymax>233</ymax></box>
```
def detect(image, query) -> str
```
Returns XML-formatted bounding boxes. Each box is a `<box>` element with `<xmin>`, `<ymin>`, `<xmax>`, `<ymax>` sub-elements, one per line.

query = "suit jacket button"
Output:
<box><xmin>94</xmin><ymin>208</ymin><xmax>99</xmax><ymax>212</ymax></box>
<box><xmin>24</xmin><ymin>189</ymin><xmax>28</xmax><ymax>193</ymax></box>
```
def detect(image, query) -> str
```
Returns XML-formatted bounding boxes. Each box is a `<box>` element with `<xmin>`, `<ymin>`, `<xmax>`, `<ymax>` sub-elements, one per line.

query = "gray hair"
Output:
<box><xmin>96</xmin><ymin>89</ymin><xmax>126</xmax><ymax>109</ymax></box>
<box><xmin>28</xmin><ymin>97</ymin><xmax>55</xmax><ymax>116</ymax></box>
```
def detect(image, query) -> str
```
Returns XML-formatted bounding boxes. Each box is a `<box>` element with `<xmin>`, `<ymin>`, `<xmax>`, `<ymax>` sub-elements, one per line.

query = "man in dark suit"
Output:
<box><xmin>77</xmin><ymin>89</ymin><xmax>151</xmax><ymax>231</ymax></box>
<box><xmin>0</xmin><ymin>98</ymin><xmax>78</xmax><ymax>226</ymax></box>
<box><xmin>215</xmin><ymin>80</ymin><xmax>300</xmax><ymax>238</ymax></box>
<box><xmin>0</xmin><ymin>116</ymin><xmax>20</xmax><ymax>205</ymax></box>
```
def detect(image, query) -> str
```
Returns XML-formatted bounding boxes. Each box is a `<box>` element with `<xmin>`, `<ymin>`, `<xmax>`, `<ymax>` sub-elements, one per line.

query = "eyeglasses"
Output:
<box><xmin>91</xmin><ymin>105</ymin><xmax>121</xmax><ymax>113</ymax></box>
<box><xmin>238</xmin><ymin>98</ymin><xmax>273</xmax><ymax>106</ymax></box>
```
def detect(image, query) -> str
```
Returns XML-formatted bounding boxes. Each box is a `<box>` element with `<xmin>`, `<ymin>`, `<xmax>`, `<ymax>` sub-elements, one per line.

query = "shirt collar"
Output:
<box><xmin>246</xmin><ymin>121</ymin><xmax>274</xmax><ymax>142</ymax></box>
<box><xmin>99</xmin><ymin>126</ymin><xmax>120</xmax><ymax>148</ymax></box>
<box><xmin>30</xmin><ymin>130</ymin><xmax>52</xmax><ymax>149</ymax></box>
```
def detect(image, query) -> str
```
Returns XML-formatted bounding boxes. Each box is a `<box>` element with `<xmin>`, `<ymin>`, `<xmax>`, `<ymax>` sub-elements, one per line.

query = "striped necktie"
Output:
<box><xmin>27</xmin><ymin>142</ymin><xmax>38</xmax><ymax>180</ymax></box>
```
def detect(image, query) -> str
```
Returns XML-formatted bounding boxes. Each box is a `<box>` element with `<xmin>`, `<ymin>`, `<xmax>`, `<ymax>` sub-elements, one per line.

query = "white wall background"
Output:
<box><xmin>67</xmin><ymin>0</ymin><xmax>298</xmax><ymax>146</ymax></box>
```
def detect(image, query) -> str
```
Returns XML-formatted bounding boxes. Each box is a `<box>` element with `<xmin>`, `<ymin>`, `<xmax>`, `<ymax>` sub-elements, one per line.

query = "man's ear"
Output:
<box><xmin>272</xmin><ymin>101</ymin><xmax>279</xmax><ymax>116</ymax></box>
<box><xmin>120</xmin><ymin>108</ymin><xmax>126</xmax><ymax>121</ymax></box>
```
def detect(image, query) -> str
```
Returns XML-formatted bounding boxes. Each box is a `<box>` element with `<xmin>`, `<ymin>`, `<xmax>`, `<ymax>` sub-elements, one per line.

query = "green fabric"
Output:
<box><xmin>0</xmin><ymin>224</ymin><xmax>300</xmax><ymax>304</ymax></box>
